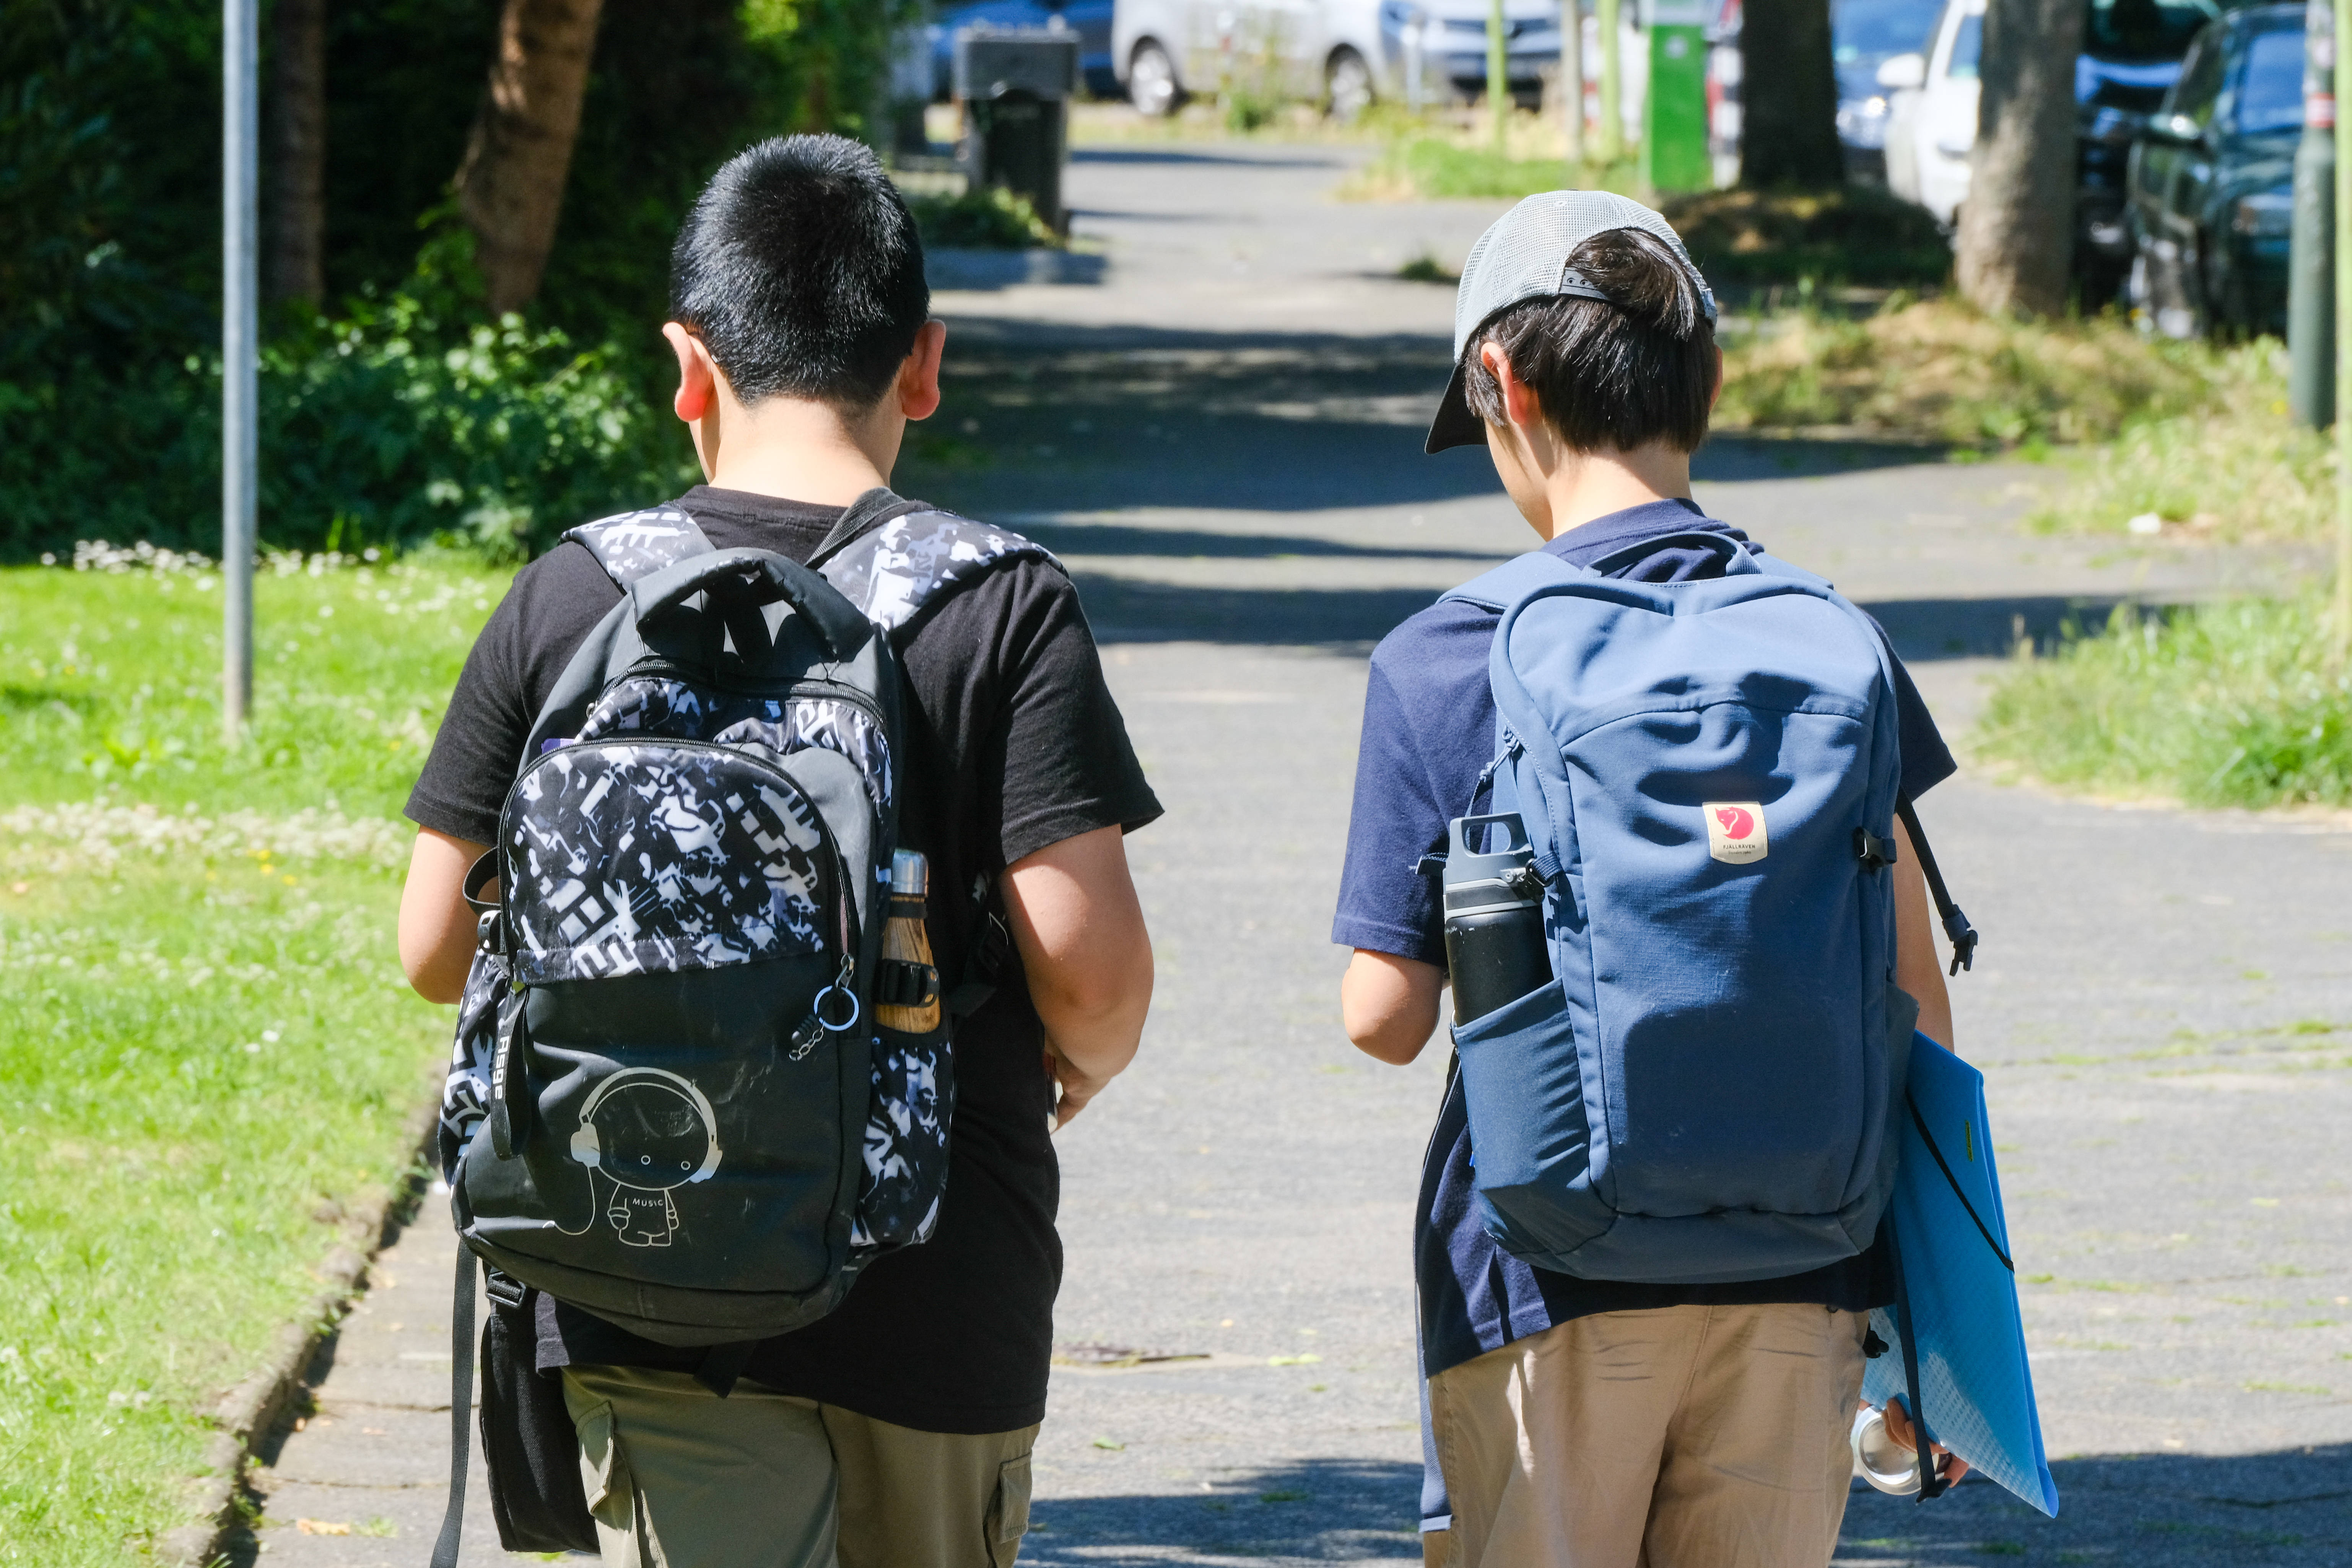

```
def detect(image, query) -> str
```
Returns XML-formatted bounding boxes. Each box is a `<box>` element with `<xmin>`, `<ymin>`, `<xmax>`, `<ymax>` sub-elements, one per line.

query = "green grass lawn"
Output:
<box><xmin>0</xmin><ymin>551</ymin><xmax>503</xmax><ymax>1562</ymax></box>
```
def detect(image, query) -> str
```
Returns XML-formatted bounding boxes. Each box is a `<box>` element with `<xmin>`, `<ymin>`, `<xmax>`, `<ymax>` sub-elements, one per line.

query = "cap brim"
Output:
<box><xmin>1423</xmin><ymin>359</ymin><xmax>1487</xmax><ymax>454</ymax></box>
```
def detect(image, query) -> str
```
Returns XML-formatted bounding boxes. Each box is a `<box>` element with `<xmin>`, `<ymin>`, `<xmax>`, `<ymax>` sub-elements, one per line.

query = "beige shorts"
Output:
<box><xmin>1428</xmin><ymin>1303</ymin><xmax>1868</xmax><ymax>1568</ymax></box>
<box><xmin>561</xmin><ymin>1363</ymin><xmax>1038</xmax><ymax>1568</ymax></box>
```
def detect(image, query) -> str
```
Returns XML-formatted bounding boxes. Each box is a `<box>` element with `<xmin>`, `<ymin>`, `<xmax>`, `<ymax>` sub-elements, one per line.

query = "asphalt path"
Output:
<box><xmin>242</xmin><ymin>142</ymin><xmax>2349</xmax><ymax>1566</ymax></box>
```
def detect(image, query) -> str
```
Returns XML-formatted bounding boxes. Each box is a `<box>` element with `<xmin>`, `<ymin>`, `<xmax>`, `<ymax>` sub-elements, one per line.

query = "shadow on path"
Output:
<box><xmin>903</xmin><ymin>323</ymin><xmax>1946</xmax><ymax>518</ymax></box>
<box><xmin>1026</xmin><ymin>1458</ymin><xmax>1423</xmax><ymax>1566</ymax></box>
<box><xmin>1837</xmin><ymin>1445</ymin><xmax>2352</xmax><ymax>1566</ymax></box>
<box><xmin>1076</xmin><ymin>572</ymin><xmax>2181</xmax><ymax>660</ymax></box>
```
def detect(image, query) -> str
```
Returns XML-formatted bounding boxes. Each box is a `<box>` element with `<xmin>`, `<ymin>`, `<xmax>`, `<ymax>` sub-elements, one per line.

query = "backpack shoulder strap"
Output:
<box><xmin>812</xmin><ymin>488</ymin><xmax>1061</xmax><ymax>632</ymax></box>
<box><xmin>1439</xmin><ymin>549</ymin><xmax>1584</xmax><ymax>613</ymax></box>
<box><xmin>560</xmin><ymin>503</ymin><xmax>716</xmax><ymax>590</ymax></box>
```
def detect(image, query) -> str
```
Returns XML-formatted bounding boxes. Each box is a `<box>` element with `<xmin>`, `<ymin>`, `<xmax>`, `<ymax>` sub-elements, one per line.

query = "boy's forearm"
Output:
<box><xmin>399</xmin><ymin>827</ymin><xmax>491</xmax><ymax>1005</ymax></box>
<box><xmin>1342</xmin><ymin>950</ymin><xmax>1444</xmax><ymax>1065</ymax></box>
<box><xmin>1004</xmin><ymin>825</ymin><xmax>1155</xmax><ymax>1104</ymax></box>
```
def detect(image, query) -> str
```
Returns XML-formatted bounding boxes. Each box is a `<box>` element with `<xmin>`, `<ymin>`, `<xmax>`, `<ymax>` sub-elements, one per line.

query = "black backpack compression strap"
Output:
<box><xmin>1895</xmin><ymin>798</ymin><xmax>1979</xmax><ymax>976</ymax></box>
<box><xmin>429</xmin><ymin>1244</ymin><xmax>481</xmax><ymax>1568</ymax></box>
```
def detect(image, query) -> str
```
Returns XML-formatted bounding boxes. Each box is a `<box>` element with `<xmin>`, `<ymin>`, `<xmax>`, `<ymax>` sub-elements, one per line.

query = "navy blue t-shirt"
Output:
<box><xmin>1332</xmin><ymin>498</ymin><xmax>1957</xmax><ymax>1382</ymax></box>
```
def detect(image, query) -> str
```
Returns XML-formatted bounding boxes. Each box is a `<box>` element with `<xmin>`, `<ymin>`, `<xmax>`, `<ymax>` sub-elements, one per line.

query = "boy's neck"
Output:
<box><xmin>1532</xmin><ymin>443</ymin><xmax>1695</xmax><ymax>544</ymax></box>
<box><xmin>690</xmin><ymin>391</ymin><xmax>903</xmax><ymax>508</ymax></box>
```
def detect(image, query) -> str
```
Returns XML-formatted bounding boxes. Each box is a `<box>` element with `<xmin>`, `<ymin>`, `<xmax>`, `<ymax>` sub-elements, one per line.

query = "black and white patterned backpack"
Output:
<box><xmin>437</xmin><ymin>492</ymin><xmax>1053</xmax><ymax>1353</ymax></box>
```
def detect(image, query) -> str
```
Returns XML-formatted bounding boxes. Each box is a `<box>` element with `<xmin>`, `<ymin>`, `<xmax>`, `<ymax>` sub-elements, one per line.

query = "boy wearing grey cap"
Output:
<box><xmin>1330</xmin><ymin>193</ymin><xmax>1963</xmax><ymax>1566</ymax></box>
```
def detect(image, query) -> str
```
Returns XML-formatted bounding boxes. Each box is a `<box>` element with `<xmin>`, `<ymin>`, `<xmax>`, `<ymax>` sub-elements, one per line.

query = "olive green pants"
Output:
<box><xmin>561</xmin><ymin>1363</ymin><xmax>1037</xmax><ymax>1568</ymax></box>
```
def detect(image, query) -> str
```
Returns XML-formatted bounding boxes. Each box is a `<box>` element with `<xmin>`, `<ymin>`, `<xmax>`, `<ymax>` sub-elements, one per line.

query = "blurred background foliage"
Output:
<box><xmin>0</xmin><ymin>0</ymin><xmax>916</xmax><ymax>562</ymax></box>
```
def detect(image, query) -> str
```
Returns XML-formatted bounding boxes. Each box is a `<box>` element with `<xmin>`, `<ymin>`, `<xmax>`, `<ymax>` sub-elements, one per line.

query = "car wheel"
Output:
<box><xmin>1129</xmin><ymin>40</ymin><xmax>1182</xmax><ymax>118</ymax></box>
<box><xmin>1326</xmin><ymin>47</ymin><xmax>1373</xmax><ymax>122</ymax></box>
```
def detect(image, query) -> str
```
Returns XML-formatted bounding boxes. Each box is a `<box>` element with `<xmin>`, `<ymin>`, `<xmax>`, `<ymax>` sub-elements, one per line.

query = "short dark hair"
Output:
<box><xmin>669</xmin><ymin>135</ymin><xmax>930</xmax><ymax>411</ymax></box>
<box><xmin>1459</xmin><ymin>226</ymin><xmax>1716</xmax><ymax>454</ymax></box>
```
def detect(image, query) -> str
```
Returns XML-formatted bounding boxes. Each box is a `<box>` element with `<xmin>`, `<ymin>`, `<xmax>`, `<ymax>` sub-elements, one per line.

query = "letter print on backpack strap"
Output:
<box><xmin>561</xmin><ymin>504</ymin><xmax>714</xmax><ymax>582</ymax></box>
<box><xmin>817</xmin><ymin>505</ymin><xmax>1062</xmax><ymax>1251</ymax></box>
<box><xmin>817</xmin><ymin>507</ymin><xmax>1062</xmax><ymax>633</ymax></box>
<box><xmin>440</xmin><ymin>945</ymin><xmax>510</xmax><ymax>1180</ymax></box>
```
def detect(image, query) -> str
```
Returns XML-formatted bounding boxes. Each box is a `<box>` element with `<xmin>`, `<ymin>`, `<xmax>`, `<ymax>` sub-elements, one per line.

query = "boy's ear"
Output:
<box><xmin>1479</xmin><ymin>341</ymin><xmax>1541</xmax><ymax>433</ymax></box>
<box><xmin>896</xmin><ymin>320</ymin><xmax>947</xmax><ymax>422</ymax></box>
<box><xmin>663</xmin><ymin>322</ymin><xmax>719</xmax><ymax>424</ymax></box>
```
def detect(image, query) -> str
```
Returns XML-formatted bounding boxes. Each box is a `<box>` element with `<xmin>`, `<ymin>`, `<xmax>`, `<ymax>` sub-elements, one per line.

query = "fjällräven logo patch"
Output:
<box><xmin>1705</xmin><ymin>802</ymin><xmax>1768</xmax><ymax>864</ymax></box>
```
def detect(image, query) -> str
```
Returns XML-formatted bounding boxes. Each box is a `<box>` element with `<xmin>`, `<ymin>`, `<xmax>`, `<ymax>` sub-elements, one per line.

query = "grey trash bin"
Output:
<box><xmin>954</xmin><ymin>26</ymin><xmax>1080</xmax><ymax>235</ymax></box>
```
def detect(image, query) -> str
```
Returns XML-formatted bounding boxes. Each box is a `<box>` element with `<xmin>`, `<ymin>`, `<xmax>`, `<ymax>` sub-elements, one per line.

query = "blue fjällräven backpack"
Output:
<box><xmin>1439</xmin><ymin>531</ymin><xmax>1949</xmax><ymax>1285</ymax></box>
<box><xmin>439</xmin><ymin>492</ymin><xmax>1053</xmax><ymax>1349</ymax></box>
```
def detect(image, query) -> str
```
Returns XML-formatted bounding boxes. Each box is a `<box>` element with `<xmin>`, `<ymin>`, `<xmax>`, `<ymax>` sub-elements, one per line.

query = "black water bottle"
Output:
<box><xmin>1441</xmin><ymin>813</ymin><xmax>1552</xmax><ymax>1026</ymax></box>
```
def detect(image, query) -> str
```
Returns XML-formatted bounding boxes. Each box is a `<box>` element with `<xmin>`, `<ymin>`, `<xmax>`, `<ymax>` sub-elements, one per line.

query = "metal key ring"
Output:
<box><xmin>813</xmin><ymin>984</ymin><xmax>861</xmax><ymax>1033</ymax></box>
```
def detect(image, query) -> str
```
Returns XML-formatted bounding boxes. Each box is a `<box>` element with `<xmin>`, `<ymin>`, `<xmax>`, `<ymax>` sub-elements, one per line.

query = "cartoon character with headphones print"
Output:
<box><xmin>567</xmin><ymin>1068</ymin><xmax>722</xmax><ymax>1248</ymax></box>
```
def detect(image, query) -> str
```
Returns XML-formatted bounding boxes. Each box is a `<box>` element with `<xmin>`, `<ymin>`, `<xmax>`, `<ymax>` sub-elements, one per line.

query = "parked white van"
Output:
<box><xmin>1112</xmin><ymin>0</ymin><xmax>1566</xmax><ymax>118</ymax></box>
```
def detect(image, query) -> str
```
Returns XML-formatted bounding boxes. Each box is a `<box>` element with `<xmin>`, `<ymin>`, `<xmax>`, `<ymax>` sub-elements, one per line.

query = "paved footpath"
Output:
<box><xmin>242</xmin><ymin>144</ymin><xmax>2349</xmax><ymax>1565</ymax></box>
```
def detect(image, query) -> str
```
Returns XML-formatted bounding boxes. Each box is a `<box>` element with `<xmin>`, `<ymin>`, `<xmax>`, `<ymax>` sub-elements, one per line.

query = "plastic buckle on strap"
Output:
<box><xmin>481</xmin><ymin>1265</ymin><xmax>529</xmax><ymax>1313</ymax></box>
<box><xmin>1941</xmin><ymin>908</ymin><xmax>1980</xmax><ymax>975</ymax></box>
<box><xmin>1854</xmin><ymin>828</ymin><xmax>1898</xmax><ymax>870</ymax></box>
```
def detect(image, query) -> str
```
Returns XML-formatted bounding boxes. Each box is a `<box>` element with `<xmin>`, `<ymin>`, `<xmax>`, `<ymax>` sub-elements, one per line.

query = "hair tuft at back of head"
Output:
<box><xmin>1461</xmin><ymin>226</ymin><xmax>1716</xmax><ymax>454</ymax></box>
<box><xmin>670</xmin><ymin>134</ymin><xmax>930</xmax><ymax>413</ymax></box>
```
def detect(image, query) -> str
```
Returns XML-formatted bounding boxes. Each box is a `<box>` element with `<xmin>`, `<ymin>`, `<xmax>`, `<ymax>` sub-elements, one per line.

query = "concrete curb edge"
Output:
<box><xmin>157</xmin><ymin>1094</ymin><xmax>441</xmax><ymax>1567</ymax></box>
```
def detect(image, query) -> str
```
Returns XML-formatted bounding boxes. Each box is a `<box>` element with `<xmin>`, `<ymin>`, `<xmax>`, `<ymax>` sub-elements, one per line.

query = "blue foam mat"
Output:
<box><xmin>1860</xmin><ymin>1033</ymin><xmax>2060</xmax><ymax>1518</ymax></box>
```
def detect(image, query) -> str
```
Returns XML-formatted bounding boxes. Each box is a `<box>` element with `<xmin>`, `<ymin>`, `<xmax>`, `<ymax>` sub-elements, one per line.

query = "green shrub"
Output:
<box><xmin>906</xmin><ymin>185</ymin><xmax>1065</xmax><ymax>250</ymax></box>
<box><xmin>1974</xmin><ymin>595</ymin><xmax>2352</xmax><ymax>808</ymax></box>
<box><xmin>1</xmin><ymin>291</ymin><xmax>694</xmax><ymax>563</ymax></box>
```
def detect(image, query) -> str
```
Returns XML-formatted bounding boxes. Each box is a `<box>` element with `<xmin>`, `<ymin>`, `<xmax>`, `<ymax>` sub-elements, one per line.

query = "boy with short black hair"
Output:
<box><xmin>1334</xmin><ymin>192</ymin><xmax>1961</xmax><ymax>1567</ymax></box>
<box><xmin>400</xmin><ymin>133</ymin><xmax>1161</xmax><ymax>1568</ymax></box>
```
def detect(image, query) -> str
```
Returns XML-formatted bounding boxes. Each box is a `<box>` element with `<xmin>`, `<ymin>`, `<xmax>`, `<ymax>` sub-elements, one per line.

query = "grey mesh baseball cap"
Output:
<box><xmin>1425</xmin><ymin>190</ymin><xmax>1718</xmax><ymax>454</ymax></box>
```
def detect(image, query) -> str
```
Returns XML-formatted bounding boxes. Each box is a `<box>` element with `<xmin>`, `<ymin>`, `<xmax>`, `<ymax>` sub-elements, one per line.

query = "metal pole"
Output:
<box><xmin>2290</xmin><ymin>1</ymin><xmax>2334</xmax><ymax>428</ymax></box>
<box><xmin>2336</xmin><ymin>0</ymin><xmax>2352</xmax><ymax>662</ymax></box>
<box><xmin>1597</xmin><ymin>0</ymin><xmax>1623</xmax><ymax>165</ymax></box>
<box><xmin>1489</xmin><ymin>0</ymin><xmax>1510</xmax><ymax>151</ymax></box>
<box><xmin>223</xmin><ymin>0</ymin><xmax>257</xmax><ymax>738</ymax></box>
<box><xmin>1406</xmin><ymin>11</ymin><xmax>1426</xmax><ymax>115</ymax></box>
<box><xmin>1561</xmin><ymin>0</ymin><xmax>1585</xmax><ymax>169</ymax></box>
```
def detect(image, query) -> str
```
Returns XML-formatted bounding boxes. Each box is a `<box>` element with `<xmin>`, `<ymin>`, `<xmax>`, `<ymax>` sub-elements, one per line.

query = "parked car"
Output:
<box><xmin>1111</xmin><ymin>0</ymin><xmax>1563</xmax><ymax>119</ymax></box>
<box><xmin>1882</xmin><ymin>0</ymin><xmax>2223</xmax><ymax>300</ymax></box>
<box><xmin>2127</xmin><ymin>2</ymin><xmax>2303</xmax><ymax>336</ymax></box>
<box><xmin>2077</xmin><ymin>0</ymin><xmax>2228</xmax><ymax>304</ymax></box>
<box><xmin>1832</xmin><ymin>0</ymin><xmax>1946</xmax><ymax>181</ymax></box>
<box><xmin>932</xmin><ymin>0</ymin><xmax>1119</xmax><ymax>100</ymax></box>
<box><xmin>1880</xmin><ymin>0</ymin><xmax>1980</xmax><ymax>222</ymax></box>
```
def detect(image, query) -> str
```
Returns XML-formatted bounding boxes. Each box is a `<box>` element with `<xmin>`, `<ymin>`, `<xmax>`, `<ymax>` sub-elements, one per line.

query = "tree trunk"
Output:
<box><xmin>265</xmin><ymin>0</ymin><xmax>327</xmax><ymax>306</ymax></box>
<box><xmin>453</xmin><ymin>0</ymin><xmax>607</xmax><ymax>314</ymax></box>
<box><xmin>1738</xmin><ymin>0</ymin><xmax>1841</xmax><ymax>187</ymax></box>
<box><xmin>1955</xmin><ymin>0</ymin><xmax>2082</xmax><ymax>316</ymax></box>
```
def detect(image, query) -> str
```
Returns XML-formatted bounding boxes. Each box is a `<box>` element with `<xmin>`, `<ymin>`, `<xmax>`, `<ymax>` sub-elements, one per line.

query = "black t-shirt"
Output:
<box><xmin>407</xmin><ymin>485</ymin><xmax>1163</xmax><ymax>1433</ymax></box>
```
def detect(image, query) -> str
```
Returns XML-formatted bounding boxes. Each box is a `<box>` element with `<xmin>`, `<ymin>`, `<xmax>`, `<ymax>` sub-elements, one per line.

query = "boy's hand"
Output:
<box><xmin>1875</xmin><ymin>1399</ymin><xmax>1971</xmax><ymax>1484</ymax></box>
<box><xmin>1043</xmin><ymin>1042</ymin><xmax>1113</xmax><ymax>1130</ymax></box>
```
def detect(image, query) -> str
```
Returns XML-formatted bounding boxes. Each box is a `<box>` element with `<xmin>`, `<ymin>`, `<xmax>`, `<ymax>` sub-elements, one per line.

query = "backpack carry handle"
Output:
<box><xmin>1448</xmin><ymin>812</ymin><xmax>1530</xmax><ymax>860</ymax></box>
<box><xmin>630</xmin><ymin>549</ymin><xmax>875</xmax><ymax>664</ymax></box>
<box><xmin>1584</xmin><ymin>529</ymin><xmax>1760</xmax><ymax>577</ymax></box>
